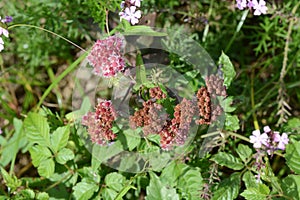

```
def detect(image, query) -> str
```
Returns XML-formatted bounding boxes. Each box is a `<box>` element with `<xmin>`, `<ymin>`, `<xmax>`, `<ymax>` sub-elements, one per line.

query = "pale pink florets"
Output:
<box><xmin>82</xmin><ymin>99</ymin><xmax>117</xmax><ymax>145</ymax></box>
<box><xmin>87</xmin><ymin>35</ymin><xmax>125</xmax><ymax>78</ymax></box>
<box><xmin>236</xmin><ymin>0</ymin><xmax>268</xmax><ymax>16</ymax></box>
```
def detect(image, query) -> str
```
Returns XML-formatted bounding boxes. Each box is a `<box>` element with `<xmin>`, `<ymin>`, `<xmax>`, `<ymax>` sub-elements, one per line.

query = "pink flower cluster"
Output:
<box><xmin>236</xmin><ymin>0</ymin><xmax>268</xmax><ymax>16</ymax></box>
<box><xmin>82</xmin><ymin>99</ymin><xmax>117</xmax><ymax>145</ymax></box>
<box><xmin>250</xmin><ymin>126</ymin><xmax>289</xmax><ymax>154</ymax></box>
<box><xmin>87</xmin><ymin>35</ymin><xmax>125</xmax><ymax>78</ymax></box>
<box><xmin>0</xmin><ymin>16</ymin><xmax>13</xmax><ymax>52</ymax></box>
<box><xmin>119</xmin><ymin>0</ymin><xmax>142</xmax><ymax>25</ymax></box>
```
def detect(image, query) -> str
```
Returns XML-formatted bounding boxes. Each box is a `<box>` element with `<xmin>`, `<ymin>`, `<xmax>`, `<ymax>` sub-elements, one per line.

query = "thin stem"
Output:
<box><xmin>8</xmin><ymin>24</ymin><xmax>86</xmax><ymax>52</ymax></box>
<box><xmin>36</xmin><ymin>51</ymin><xmax>88</xmax><ymax>109</ymax></box>
<box><xmin>202</xmin><ymin>0</ymin><xmax>214</xmax><ymax>42</ymax></box>
<box><xmin>251</xmin><ymin>69</ymin><xmax>259</xmax><ymax>130</ymax></box>
<box><xmin>225</xmin><ymin>10</ymin><xmax>248</xmax><ymax>53</ymax></box>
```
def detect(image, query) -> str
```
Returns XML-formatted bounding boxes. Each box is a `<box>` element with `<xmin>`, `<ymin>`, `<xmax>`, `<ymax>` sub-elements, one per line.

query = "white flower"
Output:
<box><xmin>120</xmin><ymin>6</ymin><xmax>141</xmax><ymax>25</ymax></box>
<box><xmin>250</xmin><ymin>129</ymin><xmax>268</xmax><ymax>148</ymax></box>
<box><xmin>130</xmin><ymin>0</ymin><xmax>142</xmax><ymax>7</ymax></box>
<box><xmin>252</xmin><ymin>0</ymin><xmax>268</xmax><ymax>16</ymax></box>
<box><xmin>0</xmin><ymin>27</ymin><xmax>9</xmax><ymax>38</ymax></box>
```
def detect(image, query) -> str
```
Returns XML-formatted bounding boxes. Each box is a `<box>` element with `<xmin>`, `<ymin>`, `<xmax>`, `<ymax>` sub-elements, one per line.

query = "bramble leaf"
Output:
<box><xmin>212</xmin><ymin>173</ymin><xmax>241</xmax><ymax>200</ymax></box>
<box><xmin>282</xmin><ymin>175</ymin><xmax>300</xmax><ymax>199</ymax></box>
<box><xmin>73</xmin><ymin>182</ymin><xmax>98</xmax><ymax>200</ymax></box>
<box><xmin>29</xmin><ymin>145</ymin><xmax>52</xmax><ymax>166</ymax></box>
<box><xmin>55</xmin><ymin>148</ymin><xmax>74</xmax><ymax>164</ymax></box>
<box><xmin>240</xmin><ymin>184</ymin><xmax>270</xmax><ymax>200</ymax></box>
<box><xmin>37</xmin><ymin>158</ymin><xmax>55</xmax><ymax>178</ymax></box>
<box><xmin>50</xmin><ymin>126</ymin><xmax>70</xmax><ymax>153</ymax></box>
<box><xmin>236</xmin><ymin>144</ymin><xmax>252</xmax><ymax>163</ymax></box>
<box><xmin>225</xmin><ymin>114</ymin><xmax>240</xmax><ymax>131</ymax></box>
<box><xmin>211</xmin><ymin>152</ymin><xmax>244</xmax><ymax>170</ymax></box>
<box><xmin>105</xmin><ymin>172</ymin><xmax>126</xmax><ymax>192</ymax></box>
<box><xmin>24</xmin><ymin>112</ymin><xmax>50</xmax><ymax>146</ymax></box>
<box><xmin>286</xmin><ymin>141</ymin><xmax>300</xmax><ymax>174</ymax></box>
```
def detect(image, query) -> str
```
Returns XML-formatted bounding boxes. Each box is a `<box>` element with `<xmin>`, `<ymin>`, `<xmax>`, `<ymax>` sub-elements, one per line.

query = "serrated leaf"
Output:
<box><xmin>73</xmin><ymin>182</ymin><xmax>98</xmax><ymax>200</ymax></box>
<box><xmin>242</xmin><ymin>171</ymin><xmax>257</xmax><ymax>189</ymax></box>
<box><xmin>241</xmin><ymin>184</ymin><xmax>270</xmax><ymax>200</ymax></box>
<box><xmin>146</xmin><ymin>172</ymin><xmax>179</xmax><ymax>200</ymax></box>
<box><xmin>212</xmin><ymin>173</ymin><xmax>241</xmax><ymax>200</ymax></box>
<box><xmin>102</xmin><ymin>188</ymin><xmax>118</xmax><ymax>200</ymax></box>
<box><xmin>77</xmin><ymin>167</ymin><xmax>100</xmax><ymax>183</ymax></box>
<box><xmin>220</xmin><ymin>96</ymin><xmax>236</xmax><ymax>113</ymax></box>
<box><xmin>236</xmin><ymin>144</ymin><xmax>252</xmax><ymax>163</ymax></box>
<box><xmin>55</xmin><ymin>148</ymin><xmax>74</xmax><ymax>164</ymax></box>
<box><xmin>29</xmin><ymin>145</ymin><xmax>52</xmax><ymax>166</ymax></box>
<box><xmin>282</xmin><ymin>175</ymin><xmax>300</xmax><ymax>199</ymax></box>
<box><xmin>177</xmin><ymin>166</ymin><xmax>203</xmax><ymax>200</ymax></box>
<box><xmin>225</xmin><ymin>114</ymin><xmax>240</xmax><ymax>131</ymax></box>
<box><xmin>20</xmin><ymin>189</ymin><xmax>35</xmax><ymax>199</ymax></box>
<box><xmin>211</xmin><ymin>152</ymin><xmax>244</xmax><ymax>170</ymax></box>
<box><xmin>123</xmin><ymin>129</ymin><xmax>141</xmax><ymax>151</ymax></box>
<box><xmin>161</xmin><ymin>161</ymin><xmax>185</xmax><ymax>187</ymax></box>
<box><xmin>24</xmin><ymin>112</ymin><xmax>50</xmax><ymax>146</ymax></box>
<box><xmin>36</xmin><ymin>192</ymin><xmax>50</xmax><ymax>200</ymax></box>
<box><xmin>218</xmin><ymin>52</ymin><xmax>236</xmax><ymax>87</ymax></box>
<box><xmin>37</xmin><ymin>158</ymin><xmax>55</xmax><ymax>178</ymax></box>
<box><xmin>286</xmin><ymin>141</ymin><xmax>300</xmax><ymax>174</ymax></box>
<box><xmin>105</xmin><ymin>172</ymin><xmax>126</xmax><ymax>192</ymax></box>
<box><xmin>50</xmin><ymin>126</ymin><xmax>70</xmax><ymax>153</ymax></box>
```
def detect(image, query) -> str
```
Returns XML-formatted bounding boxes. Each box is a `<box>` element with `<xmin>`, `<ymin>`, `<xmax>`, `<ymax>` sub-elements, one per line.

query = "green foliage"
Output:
<box><xmin>212</xmin><ymin>173</ymin><xmax>241</xmax><ymax>200</ymax></box>
<box><xmin>241</xmin><ymin>183</ymin><xmax>270</xmax><ymax>200</ymax></box>
<box><xmin>211</xmin><ymin>152</ymin><xmax>244</xmax><ymax>170</ymax></box>
<box><xmin>218</xmin><ymin>52</ymin><xmax>236</xmax><ymax>87</ymax></box>
<box><xmin>285</xmin><ymin>141</ymin><xmax>300</xmax><ymax>174</ymax></box>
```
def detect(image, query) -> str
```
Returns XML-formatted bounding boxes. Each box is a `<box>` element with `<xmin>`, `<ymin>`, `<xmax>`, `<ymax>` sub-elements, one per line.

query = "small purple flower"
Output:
<box><xmin>120</xmin><ymin>6</ymin><xmax>141</xmax><ymax>25</ymax></box>
<box><xmin>274</xmin><ymin>132</ymin><xmax>289</xmax><ymax>150</ymax></box>
<box><xmin>252</xmin><ymin>0</ymin><xmax>268</xmax><ymax>16</ymax></box>
<box><xmin>0</xmin><ymin>128</ymin><xmax>2</xmax><ymax>135</ymax></box>
<box><xmin>236</xmin><ymin>0</ymin><xmax>248</xmax><ymax>10</ymax></box>
<box><xmin>250</xmin><ymin>129</ymin><xmax>268</xmax><ymax>148</ymax></box>
<box><xmin>263</xmin><ymin>126</ymin><xmax>271</xmax><ymax>133</ymax></box>
<box><xmin>1</xmin><ymin>16</ymin><xmax>13</xmax><ymax>23</ymax></box>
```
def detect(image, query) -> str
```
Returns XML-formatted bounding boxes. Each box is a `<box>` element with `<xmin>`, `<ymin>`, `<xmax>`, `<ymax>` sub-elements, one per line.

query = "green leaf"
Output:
<box><xmin>77</xmin><ymin>167</ymin><xmax>100</xmax><ymax>183</ymax></box>
<box><xmin>105</xmin><ymin>172</ymin><xmax>126</xmax><ymax>192</ymax></box>
<box><xmin>0</xmin><ymin>167</ymin><xmax>22</xmax><ymax>193</ymax></box>
<box><xmin>282</xmin><ymin>175</ymin><xmax>300</xmax><ymax>199</ymax></box>
<box><xmin>212</xmin><ymin>173</ymin><xmax>241</xmax><ymax>200</ymax></box>
<box><xmin>55</xmin><ymin>148</ymin><xmax>74</xmax><ymax>164</ymax></box>
<box><xmin>102</xmin><ymin>188</ymin><xmax>118</xmax><ymax>200</ymax></box>
<box><xmin>0</xmin><ymin>118</ymin><xmax>27</xmax><ymax>166</ymax></box>
<box><xmin>241</xmin><ymin>184</ymin><xmax>270</xmax><ymax>200</ymax></box>
<box><xmin>225</xmin><ymin>114</ymin><xmax>240</xmax><ymax>131</ymax></box>
<box><xmin>285</xmin><ymin>118</ymin><xmax>300</xmax><ymax>133</ymax></box>
<box><xmin>286</xmin><ymin>141</ymin><xmax>300</xmax><ymax>174</ymax></box>
<box><xmin>50</xmin><ymin>126</ymin><xmax>70</xmax><ymax>153</ymax></box>
<box><xmin>35</xmin><ymin>192</ymin><xmax>50</xmax><ymax>200</ymax></box>
<box><xmin>73</xmin><ymin>182</ymin><xmax>98</xmax><ymax>200</ymax></box>
<box><xmin>123</xmin><ymin>129</ymin><xmax>141</xmax><ymax>151</ymax></box>
<box><xmin>161</xmin><ymin>161</ymin><xmax>185</xmax><ymax>187</ymax></box>
<box><xmin>236</xmin><ymin>144</ymin><xmax>252</xmax><ymax>163</ymax></box>
<box><xmin>24</xmin><ymin>112</ymin><xmax>50</xmax><ymax>146</ymax></box>
<box><xmin>135</xmin><ymin>52</ymin><xmax>147</xmax><ymax>89</ymax></box>
<box><xmin>220</xmin><ymin>96</ymin><xmax>236</xmax><ymax>113</ymax></box>
<box><xmin>146</xmin><ymin>172</ymin><xmax>179</xmax><ymax>200</ymax></box>
<box><xmin>211</xmin><ymin>152</ymin><xmax>244</xmax><ymax>170</ymax></box>
<box><xmin>218</xmin><ymin>51</ymin><xmax>236</xmax><ymax>87</ymax></box>
<box><xmin>29</xmin><ymin>145</ymin><xmax>52</xmax><ymax>167</ymax></box>
<box><xmin>177</xmin><ymin>166</ymin><xmax>203</xmax><ymax>200</ymax></box>
<box><xmin>123</xmin><ymin>25</ymin><xmax>167</xmax><ymax>36</ymax></box>
<box><xmin>242</xmin><ymin>171</ymin><xmax>257</xmax><ymax>189</ymax></box>
<box><xmin>20</xmin><ymin>189</ymin><xmax>35</xmax><ymax>199</ymax></box>
<box><xmin>37</xmin><ymin>158</ymin><xmax>55</xmax><ymax>178</ymax></box>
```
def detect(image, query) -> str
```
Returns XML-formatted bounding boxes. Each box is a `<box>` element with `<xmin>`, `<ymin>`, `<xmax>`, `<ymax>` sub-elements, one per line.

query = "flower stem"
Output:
<box><xmin>8</xmin><ymin>24</ymin><xmax>86</xmax><ymax>52</ymax></box>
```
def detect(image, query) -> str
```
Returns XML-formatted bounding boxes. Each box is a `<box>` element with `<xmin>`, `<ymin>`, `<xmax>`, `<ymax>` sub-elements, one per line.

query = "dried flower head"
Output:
<box><xmin>205</xmin><ymin>74</ymin><xmax>227</xmax><ymax>98</ymax></box>
<box><xmin>87</xmin><ymin>35</ymin><xmax>125</xmax><ymax>78</ymax></box>
<box><xmin>82</xmin><ymin>99</ymin><xmax>117</xmax><ymax>145</ymax></box>
<box><xmin>149</xmin><ymin>86</ymin><xmax>167</xmax><ymax>100</ymax></box>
